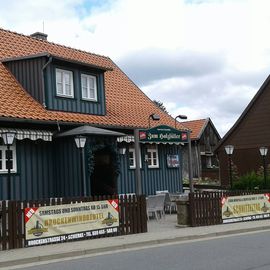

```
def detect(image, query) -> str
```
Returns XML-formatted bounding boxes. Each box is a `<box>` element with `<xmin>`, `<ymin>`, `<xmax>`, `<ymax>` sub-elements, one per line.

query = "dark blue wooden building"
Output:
<box><xmin>0</xmin><ymin>28</ymin><xmax>188</xmax><ymax>200</ymax></box>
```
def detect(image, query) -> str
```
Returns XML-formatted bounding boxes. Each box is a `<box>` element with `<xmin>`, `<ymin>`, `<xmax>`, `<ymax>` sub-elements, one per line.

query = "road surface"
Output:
<box><xmin>10</xmin><ymin>230</ymin><xmax>270</xmax><ymax>270</ymax></box>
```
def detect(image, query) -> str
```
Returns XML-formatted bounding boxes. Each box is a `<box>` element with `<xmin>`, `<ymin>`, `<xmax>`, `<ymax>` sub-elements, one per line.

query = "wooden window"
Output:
<box><xmin>129</xmin><ymin>148</ymin><xmax>136</xmax><ymax>169</ymax></box>
<box><xmin>0</xmin><ymin>144</ymin><xmax>17</xmax><ymax>173</ymax></box>
<box><xmin>81</xmin><ymin>74</ymin><xmax>97</xmax><ymax>101</ymax></box>
<box><xmin>56</xmin><ymin>68</ymin><xmax>74</xmax><ymax>98</ymax></box>
<box><xmin>146</xmin><ymin>145</ymin><xmax>159</xmax><ymax>168</ymax></box>
<box><xmin>128</xmin><ymin>147</ymin><xmax>142</xmax><ymax>169</ymax></box>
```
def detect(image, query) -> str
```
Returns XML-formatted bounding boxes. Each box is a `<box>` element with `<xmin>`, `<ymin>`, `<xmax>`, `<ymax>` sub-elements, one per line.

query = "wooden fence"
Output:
<box><xmin>189</xmin><ymin>190</ymin><xmax>270</xmax><ymax>227</ymax></box>
<box><xmin>0</xmin><ymin>194</ymin><xmax>147</xmax><ymax>250</ymax></box>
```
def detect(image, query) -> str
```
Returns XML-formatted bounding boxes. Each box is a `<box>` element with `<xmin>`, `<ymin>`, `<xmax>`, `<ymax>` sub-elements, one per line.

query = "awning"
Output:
<box><xmin>55</xmin><ymin>125</ymin><xmax>125</xmax><ymax>138</ymax></box>
<box><xmin>117</xmin><ymin>136</ymin><xmax>135</xmax><ymax>143</ymax></box>
<box><xmin>0</xmin><ymin>128</ymin><xmax>53</xmax><ymax>141</ymax></box>
<box><xmin>117</xmin><ymin>136</ymin><xmax>184</xmax><ymax>145</ymax></box>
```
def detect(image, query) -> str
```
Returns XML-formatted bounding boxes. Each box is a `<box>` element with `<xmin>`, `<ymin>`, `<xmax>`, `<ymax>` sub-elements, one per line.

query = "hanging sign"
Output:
<box><xmin>24</xmin><ymin>200</ymin><xmax>119</xmax><ymax>247</ymax></box>
<box><xmin>167</xmin><ymin>154</ymin><xmax>180</xmax><ymax>168</ymax></box>
<box><xmin>139</xmin><ymin>125</ymin><xmax>188</xmax><ymax>143</ymax></box>
<box><xmin>221</xmin><ymin>194</ymin><xmax>270</xmax><ymax>224</ymax></box>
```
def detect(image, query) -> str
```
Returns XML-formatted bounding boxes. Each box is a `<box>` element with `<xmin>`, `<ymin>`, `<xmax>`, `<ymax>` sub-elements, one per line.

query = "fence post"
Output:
<box><xmin>8</xmin><ymin>201</ymin><xmax>17</xmax><ymax>249</ymax></box>
<box><xmin>189</xmin><ymin>193</ymin><xmax>195</xmax><ymax>226</ymax></box>
<box><xmin>139</xmin><ymin>195</ymin><xmax>147</xmax><ymax>233</ymax></box>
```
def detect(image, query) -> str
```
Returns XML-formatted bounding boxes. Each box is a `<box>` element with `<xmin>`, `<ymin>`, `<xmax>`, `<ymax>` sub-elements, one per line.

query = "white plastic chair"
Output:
<box><xmin>146</xmin><ymin>194</ymin><xmax>166</xmax><ymax>220</ymax></box>
<box><xmin>156</xmin><ymin>191</ymin><xmax>176</xmax><ymax>214</ymax></box>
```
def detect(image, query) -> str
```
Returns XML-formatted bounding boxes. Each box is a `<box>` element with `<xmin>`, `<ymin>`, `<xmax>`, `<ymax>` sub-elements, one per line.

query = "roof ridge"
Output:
<box><xmin>182</xmin><ymin>118</ymin><xmax>208</xmax><ymax>123</ymax></box>
<box><xmin>0</xmin><ymin>27</ymin><xmax>111</xmax><ymax>61</ymax></box>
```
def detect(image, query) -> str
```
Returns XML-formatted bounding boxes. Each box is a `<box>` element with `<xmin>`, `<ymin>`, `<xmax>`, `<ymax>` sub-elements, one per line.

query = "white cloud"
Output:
<box><xmin>1</xmin><ymin>0</ymin><xmax>270</xmax><ymax>136</ymax></box>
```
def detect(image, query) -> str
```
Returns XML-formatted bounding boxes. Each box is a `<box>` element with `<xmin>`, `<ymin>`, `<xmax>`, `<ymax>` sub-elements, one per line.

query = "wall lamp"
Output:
<box><xmin>148</xmin><ymin>113</ymin><xmax>160</xmax><ymax>128</ymax></box>
<box><xmin>119</xmin><ymin>147</ymin><xmax>126</xmax><ymax>155</ymax></box>
<box><xmin>174</xmin><ymin>115</ymin><xmax>187</xmax><ymax>129</ymax></box>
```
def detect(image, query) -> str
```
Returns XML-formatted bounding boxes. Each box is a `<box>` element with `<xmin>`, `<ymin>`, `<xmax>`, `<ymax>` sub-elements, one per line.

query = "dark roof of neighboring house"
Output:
<box><xmin>182</xmin><ymin>118</ymin><xmax>221</xmax><ymax>140</ymax></box>
<box><xmin>215</xmin><ymin>75</ymin><xmax>270</xmax><ymax>151</ymax></box>
<box><xmin>0</xmin><ymin>28</ymin><xmax>187</xmax><ymax>131</ymax></box>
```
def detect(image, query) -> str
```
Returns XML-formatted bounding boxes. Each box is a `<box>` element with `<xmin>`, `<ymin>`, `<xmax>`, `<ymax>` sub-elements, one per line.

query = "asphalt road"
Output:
<box><xmin>15</xmin><ymin>231</ymin><xmax>270</xmax><ymax>270</ymax></box>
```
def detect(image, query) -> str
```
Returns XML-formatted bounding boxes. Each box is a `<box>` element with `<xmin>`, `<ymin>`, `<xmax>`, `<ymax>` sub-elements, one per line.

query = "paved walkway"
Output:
<box><xmin>1</xmin><ymin>215</ymin><xmax>270</xmax><ymax>268</ymax></box>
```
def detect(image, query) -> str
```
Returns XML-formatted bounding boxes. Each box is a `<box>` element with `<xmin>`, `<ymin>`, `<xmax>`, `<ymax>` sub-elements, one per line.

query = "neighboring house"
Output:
<box><xmin>215</xmin><ymin>75</ymin><xmax>270</xmax><ymax>187</ymax></box>
<box><xmin>182</xmin><ymin>118</ymin><xmax>221</xmax><ymax>181</ymax></box>
<box><xmin>0</xmin><ymin>28</ymin><xmax>188</xmax><ymax>200</ymax></box>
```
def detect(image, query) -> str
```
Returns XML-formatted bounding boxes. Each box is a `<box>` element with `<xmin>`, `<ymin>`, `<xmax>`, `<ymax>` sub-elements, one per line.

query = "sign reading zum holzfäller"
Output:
<box><xmin>139</xmin><ymin>125</ymin><xmax>188</xmax><ymax>143</ymax></box>
<box><xmin>24</xmin><ymin>200</ymin><xmax>119</xmax><ymax>247</ymax></box>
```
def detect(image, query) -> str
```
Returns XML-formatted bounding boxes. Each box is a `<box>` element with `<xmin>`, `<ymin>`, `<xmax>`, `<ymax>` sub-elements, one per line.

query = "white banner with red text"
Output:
<box><xmin>24</xmin><ymin>199</ymin><xmax>119</xmax><ymax>246</ymax></box>
<box><xmin>221</xmin><ymin>194</ymin><xmax>270</xmax><ymax>224</ymax></box>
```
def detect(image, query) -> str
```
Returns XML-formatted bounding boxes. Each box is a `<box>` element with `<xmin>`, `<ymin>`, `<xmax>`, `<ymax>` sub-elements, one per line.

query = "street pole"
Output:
<box><xmin>263</xmin><ymin>155</ymin><xmax>267</xmax><ymax>188</ymax></box>
<box><xmin>81</xmin><ymin>148</ymin><xmax>87</xmax><ymax>197</ymax></box>
<box><xmin>7</xmin><ymin>144</ymin><xmax>11</xmax><ymax>200</ymax></box>
<box><xmin>187</xmin><ymin>131</ymin><xmax>194</xmax><ymax>193</ymax></box>
<box><xmin>225</xmin><ymin>145</ymin><xmax>234</xmax><ymax>189</ymax></box>
<box><xmin>229</xmin><ymin>155</ymin><xmax>233</xmax><ymax>188</ymax></box>
<box><xmin>134</xmin><ymin>129</ymin><xmax>142</xmax><ymax>195</ymax></box>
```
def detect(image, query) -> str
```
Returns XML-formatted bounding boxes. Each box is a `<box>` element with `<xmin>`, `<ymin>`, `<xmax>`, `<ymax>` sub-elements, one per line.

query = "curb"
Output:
<box><xmin>1</xmin><ymin>225</ymin><xmax>270</xmax><ymax>268</ymax></box>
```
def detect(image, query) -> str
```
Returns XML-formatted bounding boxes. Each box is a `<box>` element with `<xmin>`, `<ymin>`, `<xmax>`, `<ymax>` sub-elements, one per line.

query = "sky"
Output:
<box><xmin>1</xmin><ymin>0</ymin><xmax>270</xmax><ymax>136</ymax></box>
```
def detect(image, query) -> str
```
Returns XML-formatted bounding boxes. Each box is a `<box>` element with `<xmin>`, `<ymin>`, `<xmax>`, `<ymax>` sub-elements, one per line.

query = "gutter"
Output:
<box><xmin>41</xmin><ymin>56</ymin><xmax>53</xmax><ymax>108</ymax></box>
<box><xmin>0</xmin><ymin>116</ymin><xmax>133</xmax><ymax>132</ymax></box>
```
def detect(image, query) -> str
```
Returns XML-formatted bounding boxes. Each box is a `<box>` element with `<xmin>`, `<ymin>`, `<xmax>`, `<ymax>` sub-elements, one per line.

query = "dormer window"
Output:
<box><xmin>56</xmin><ymin>68</ymin><xmax>74</xmax><ymax>98</ymax></box>
<box><xmin>81</xmin><ymin>74</ymin><xmax>97</xmax><ymax>101</ymax></box>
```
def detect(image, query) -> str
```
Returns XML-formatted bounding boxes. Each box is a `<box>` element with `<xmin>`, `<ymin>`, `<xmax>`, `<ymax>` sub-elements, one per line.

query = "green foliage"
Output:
<box><xmin>232</xmin><ymin>171</ymin><xmax>263</xmax><ymax>190</ymax></box>
<box><xmin>231</xmin><ymin>170</ymin><xmax>270</xmax><ymax>190</ymax></box>
<box><xmin>86</xmin><ymin>137</ymin><xmax>120</xmax><ymax>177</ymax></box>
<box><xmin>153</xmin><ymin>100</ymin><xmax>168</xmax><ymax>114</ymax></box>
<box><xmin>229</xmin><ymin>162</ymin><xmax>270</xmax><ymax>190</ymax></box>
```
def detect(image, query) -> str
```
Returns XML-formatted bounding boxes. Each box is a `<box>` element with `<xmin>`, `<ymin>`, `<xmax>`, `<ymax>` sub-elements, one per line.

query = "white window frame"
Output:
<box><xmin>81</xmin><ymin>74</ymin><xmax>97</xmax><ymax>101</ymax></box>
<box><xmin>146</xmin><ymin>145</ymin><xmax>159</xmax><ymax>168</ymax></box>
<box><xmin>56</xmin><ymin>68</ymin><xmax>74</xmax><ymax>98</ymax></box>
<box><xmin>0</xmin><ymin>144</ymin><xmax>17</xmax><ymax>173</ymax></box>
<box><xmin>128</xmin><ymin>147</ymin><xmax>142</xmax><ymax>169</ymax></box>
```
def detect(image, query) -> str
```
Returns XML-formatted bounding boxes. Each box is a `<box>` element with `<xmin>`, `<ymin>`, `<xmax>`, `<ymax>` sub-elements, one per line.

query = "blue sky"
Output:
<box><xmin>1</xmin><ymin>0</ymin><xmax>270</xmax><ymax>136</ymax></box>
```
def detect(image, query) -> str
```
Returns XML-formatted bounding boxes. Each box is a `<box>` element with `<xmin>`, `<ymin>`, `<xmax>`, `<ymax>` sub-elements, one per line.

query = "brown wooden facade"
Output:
<box><xmin>215</xmin><ymin>75</ymin><xmax>270</xmax><ymax>187</ymax></box>
<box><xmin>182</xmin><ymin>118</ymin><xmax>220</xmax><ymax>181</ymax></box>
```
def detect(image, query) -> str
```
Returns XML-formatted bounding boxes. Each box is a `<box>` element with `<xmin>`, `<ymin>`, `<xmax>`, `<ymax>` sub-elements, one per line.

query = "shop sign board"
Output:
<box><xmin>139</xmin><ymin>125</ymin><xmax>188</xmax><ymax>143</ymax></box>
<box><xmin>24</xmin><ymin>199</ymin><xmax>119</xmax><ymax>247</ymax></box>
<box><xmin>221</xmin><ymin>194</ymin><xmax>270</xmax><ymax>224</ymax></box>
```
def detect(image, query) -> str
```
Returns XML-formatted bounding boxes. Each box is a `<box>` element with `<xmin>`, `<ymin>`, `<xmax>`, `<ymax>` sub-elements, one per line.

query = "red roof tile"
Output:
<box><xmin>0</xmin><ymin>28</ymin><xmax>187</xmax><ymax>131</ymax></box>
<box><xmin>182</xmin><ymin>119</ymin><xmax>208</xmax><ymax>140</ymax></box>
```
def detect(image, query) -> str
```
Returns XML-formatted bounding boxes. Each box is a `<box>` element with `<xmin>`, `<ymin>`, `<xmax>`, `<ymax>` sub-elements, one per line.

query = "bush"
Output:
<box><xmin>232</xmin><ymin>171</ymin><xmax>266</xmax><ymax>190</ymax></box>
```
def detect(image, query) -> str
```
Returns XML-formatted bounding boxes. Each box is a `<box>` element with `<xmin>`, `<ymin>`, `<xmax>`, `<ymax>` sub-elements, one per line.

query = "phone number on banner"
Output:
<box><xmin>26</xmin><ymin>227</ymin><xmax>118</xmax><ymax>247</ymax></box>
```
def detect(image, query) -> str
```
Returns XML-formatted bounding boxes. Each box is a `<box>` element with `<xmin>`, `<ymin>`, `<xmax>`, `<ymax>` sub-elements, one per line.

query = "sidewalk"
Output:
<box><xmin>1</xmin><ymin>215</ymin><xmax>270</xmax><ymax>268</ymax></box>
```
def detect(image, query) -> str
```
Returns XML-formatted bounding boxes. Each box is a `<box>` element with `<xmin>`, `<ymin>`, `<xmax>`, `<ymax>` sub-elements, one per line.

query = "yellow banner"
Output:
<box><xmin>221</xmin><ymin>194</ymin><xmax>270</xmax><ymax>223</ymax></box>
<box><xmin>24</xmin><ymin>200</ymin><xmax>119</xmax><ymax>246</ymax></box>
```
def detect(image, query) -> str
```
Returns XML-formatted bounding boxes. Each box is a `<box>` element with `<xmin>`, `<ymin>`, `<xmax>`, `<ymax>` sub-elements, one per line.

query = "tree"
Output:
<box><xmin>153</xmin><ymin>100</ymin><xmax>168</xmax><ymax>113</ymax></box>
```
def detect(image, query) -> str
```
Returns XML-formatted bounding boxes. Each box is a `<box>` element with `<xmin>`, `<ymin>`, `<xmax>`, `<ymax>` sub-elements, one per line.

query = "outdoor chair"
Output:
<box><xmin>156</xmin><ymin>191</ymin><xmax>177</xmax><ymax>214</ymax></box>
<box><xmin>146</xmin><ymin>194</ymin><xmax>166</xmax><ymax>220</ymax></box>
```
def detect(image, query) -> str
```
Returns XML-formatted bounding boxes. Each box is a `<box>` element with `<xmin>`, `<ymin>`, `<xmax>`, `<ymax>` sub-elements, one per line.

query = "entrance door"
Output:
<box><xmin>90</xmin><ymin>148</ymin><xmax>116</xmax><ymax>196</ymax></box>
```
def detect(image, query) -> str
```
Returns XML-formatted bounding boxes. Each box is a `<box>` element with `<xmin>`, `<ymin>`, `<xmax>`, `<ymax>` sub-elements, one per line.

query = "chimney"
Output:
<box><xmin>30</xmin><ymin>32</ymin><xmax>48</xmax><ymax>41</ymax></box>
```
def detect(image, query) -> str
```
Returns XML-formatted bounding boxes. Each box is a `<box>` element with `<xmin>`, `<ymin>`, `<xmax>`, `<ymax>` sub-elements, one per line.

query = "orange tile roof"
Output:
<box><xmin>182</xmin><ymin>119</ymin><xmax>208</xmax><ymax>140</ymax></box>
<box><xmin>0</xmin><ymin>28</ymin><xmax>187</xmax><ymax>131</ymax></box>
